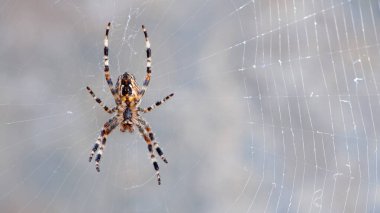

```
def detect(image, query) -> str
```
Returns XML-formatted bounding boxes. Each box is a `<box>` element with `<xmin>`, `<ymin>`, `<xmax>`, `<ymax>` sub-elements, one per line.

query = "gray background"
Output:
<box><xmin>0</xmin><ymin>0</ymin><xmax>379</xmax><ymax>212</ymax></box>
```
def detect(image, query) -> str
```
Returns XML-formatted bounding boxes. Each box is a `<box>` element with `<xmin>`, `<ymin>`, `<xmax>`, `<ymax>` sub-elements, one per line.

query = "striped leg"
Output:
<box><xmin>139</xmin><ymin>93</ymin><xmax>174</xmax><ymax>113</ymax></box>
<box><xmin>103</xmin><ymin>22</ymin><xmax>119</xmax><ymax>102</ymax></box>
<box><xmin>86</xmin><ymin>86</ymin><xmax>116</xmax><ymax>114</ymax></box>
<box><xmin>136</xmin><ymin>123</ymin><xmax>162</xmax><ymax>185</ymax></box>
<box><xmin>89</xmin><ymin>135</ymin><xmax>102</xmax><ymax>162</ymax></box>
<box><xmin>138</xmin><ymin>118</ymin><xmax>168</xmax><ymax>163</ymax></box>
<box><xmin>89</xmin><ymin>116</ymin><xmax>119</xmax><ymax>172</ymax></box>
<box><xmin>139</xmin><ymin>25</ymin><xmax>152</xmax><ymax>97</ymax></box>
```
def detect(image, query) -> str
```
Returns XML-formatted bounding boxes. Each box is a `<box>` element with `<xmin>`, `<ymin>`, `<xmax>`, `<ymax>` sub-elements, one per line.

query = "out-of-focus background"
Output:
<box><xmin>0</xmin><ymin>0</ymin><xmax>380</xmax><ymax>212</ymax></box>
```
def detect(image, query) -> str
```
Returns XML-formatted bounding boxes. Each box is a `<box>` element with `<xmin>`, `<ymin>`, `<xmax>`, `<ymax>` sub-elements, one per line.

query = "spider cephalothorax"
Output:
<box><xmin>86</xmin><ymin>23</ymin><xmax>174</xmax><ymax>185</ymax></box>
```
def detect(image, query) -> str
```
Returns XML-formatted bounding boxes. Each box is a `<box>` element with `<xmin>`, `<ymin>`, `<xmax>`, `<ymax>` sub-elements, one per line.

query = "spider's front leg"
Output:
<box><xmin>139</xmin><ymin>25</ymin><xmax>152</xmax><ymax>97</ymax></box>
<box><xmin>89</xmin><ymin>116</ymin><xmax>119</xmax><ymax>172</ymax></box>
<box><xmin>103</xmin><ymin>22</ymin><xmax>119</xmax><ymax>103</ymax></box>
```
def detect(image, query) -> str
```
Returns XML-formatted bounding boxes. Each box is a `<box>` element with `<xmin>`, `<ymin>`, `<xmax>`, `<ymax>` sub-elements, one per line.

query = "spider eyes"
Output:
<box><xmin>121</xmin><ymin>84</ymin><xmax>132</xmax><ymax>96</ymax></box>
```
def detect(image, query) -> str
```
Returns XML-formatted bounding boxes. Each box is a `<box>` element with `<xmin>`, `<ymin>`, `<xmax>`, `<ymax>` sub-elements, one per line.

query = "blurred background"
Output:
<box><xmin>0</xmin><ymin>0</ymin><xmax>380</xmax><ymax>212</ymax></box>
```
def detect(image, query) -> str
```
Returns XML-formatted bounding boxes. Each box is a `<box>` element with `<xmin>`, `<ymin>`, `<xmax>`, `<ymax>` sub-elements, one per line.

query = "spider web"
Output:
<box><xmin>0</xmin><ymin>0</ymin><xmax>379</xmax><ymax>212</ymax></box>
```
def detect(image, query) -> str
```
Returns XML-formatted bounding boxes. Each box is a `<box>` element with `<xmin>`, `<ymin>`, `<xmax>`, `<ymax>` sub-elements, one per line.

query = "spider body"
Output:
<box><xmin>115</xmin><ymin>72</ymin><xmax>139</xmax><ymax>131</ymax></box>
<box><xmin>86</xmin><ymin>23</ymin><xmax>173</xmax><ymax>185</ymax></box>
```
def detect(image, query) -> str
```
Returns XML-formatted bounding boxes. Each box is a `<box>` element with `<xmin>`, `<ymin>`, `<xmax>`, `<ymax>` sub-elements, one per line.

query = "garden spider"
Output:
<box><xmin>87</xmin><ymin>22</ymin><xmax>174</xmax><ymax>185</ymax></box>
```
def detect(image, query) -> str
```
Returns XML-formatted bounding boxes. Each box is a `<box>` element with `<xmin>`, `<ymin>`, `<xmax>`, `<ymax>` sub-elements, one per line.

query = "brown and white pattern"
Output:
<box><xmin>86</xmin><ymin>22</ymin><xmax>174</xmax><ymax>185</ymax></box>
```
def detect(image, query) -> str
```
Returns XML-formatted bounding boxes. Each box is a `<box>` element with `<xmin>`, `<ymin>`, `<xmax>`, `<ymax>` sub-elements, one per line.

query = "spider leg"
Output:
<box><xmin>89</xmin><ymin>116</ymin><xmax>119</xmax><ymax>172</ymax></box>
<box><xmin>138</xmin><ymin>118</ymin><xmax>168</xmax><ymax>163</ymax></box>
<box><xmin>139</xmin><ymin>25</ymin><xmax>152</xmax><ymax>97</ymax></box>
<box><xmin>138</xmin><ymin>93</ymin><xmax>174</xmax><ymax>113</ymax></box>
<box><xmin>136</xmin><ymin>123</ymin><xmax>162</xmax><ymax>185</ymax></box>
<box><xmin>103</xmin><ymin>22</ymin><xmax>119</xmax><ymax>103</ymax></box>
<box><xmin>86</xmin><ymin>86</ymin><xmax>116</xmax><ymax>114</ymax></box>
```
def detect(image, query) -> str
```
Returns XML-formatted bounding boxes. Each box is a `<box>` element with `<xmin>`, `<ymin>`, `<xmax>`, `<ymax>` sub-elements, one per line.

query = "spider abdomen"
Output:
<box><xmin>123</xmin><ymin>108</ymin><xmax>132</xmax><ymax>120</ymax></box>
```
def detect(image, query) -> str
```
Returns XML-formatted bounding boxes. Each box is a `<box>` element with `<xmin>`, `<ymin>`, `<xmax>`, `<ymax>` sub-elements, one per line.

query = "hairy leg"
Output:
<box><xmin>86</xmin><ymin>86</ymin><xmax>116</xmax><ymax>114</ymax></box>
<box><xmin>89</xmin><ymin>116</ymin><xmax>119</xmax><ymax>172</ymax></box>
<box><xmin>136</xmin><ymin>122</ymin><xmax>162</xmax><ymax>185</ymax></box>
<box><xmin>139</xmin><ymin>25</ymin><xmax>152</xmax><ymax>97</ymax></box>
<box><xmin>139</xmin><ymin>93</ymin><xmax>174</xmax><ymax>113</ymax></box>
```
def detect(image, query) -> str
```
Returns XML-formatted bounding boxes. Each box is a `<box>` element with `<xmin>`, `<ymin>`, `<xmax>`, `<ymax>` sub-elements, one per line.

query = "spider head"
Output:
<box><xmin>116</xmin><ymin>72</ymin><xmax>139</xmax><ymax>101</ymax></box>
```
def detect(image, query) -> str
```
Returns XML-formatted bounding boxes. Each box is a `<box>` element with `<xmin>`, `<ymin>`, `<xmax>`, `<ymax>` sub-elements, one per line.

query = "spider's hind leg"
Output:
<box><xmin>136</xmin><ymin>123</ymin><xmax>163</xmax><ymax>185</ymax></box>
<box><xmin>89</xmin><ymin>116</ymin><xmax>119</xmax><ymax>172</ymax></box>
<box><xmin>138</xmin><ymin>118</ymin><xmax>168</xmax><ymax>163</ymax></box>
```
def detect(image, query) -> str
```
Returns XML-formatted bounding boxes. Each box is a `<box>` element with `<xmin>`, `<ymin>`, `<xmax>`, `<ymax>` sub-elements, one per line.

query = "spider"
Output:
<box><xmin>86</xmin><ymin>22</ymin><xmax>174</xmax><ymax>185</ymax></box>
